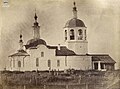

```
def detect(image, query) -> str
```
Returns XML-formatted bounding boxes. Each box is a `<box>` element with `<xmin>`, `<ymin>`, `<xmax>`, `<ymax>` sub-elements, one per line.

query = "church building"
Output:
<box><xmin>8</xmin><ymin>2</ymin><xmax>116</xmax><ymax>71</ymax></box>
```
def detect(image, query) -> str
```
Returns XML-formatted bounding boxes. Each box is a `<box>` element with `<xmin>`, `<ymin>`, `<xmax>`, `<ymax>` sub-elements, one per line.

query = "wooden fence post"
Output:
<box><xmin>23</xmin><ymin>85</ymin><xmax>26</xmax><ymax>89</ymax></box>
<box><xmin>66</xmin><ymin>85</ymin><xmax>68</xmax><ymax>89</ymax></box>
<box><xmin>44</xmin><ymin>85</ymin><xmax>46</xmax><ymax>89</ymax></box>
<box><xmin>86</xmin><ymin>83</ymin><xmax>88</xmax><ymax>89</ymax></box>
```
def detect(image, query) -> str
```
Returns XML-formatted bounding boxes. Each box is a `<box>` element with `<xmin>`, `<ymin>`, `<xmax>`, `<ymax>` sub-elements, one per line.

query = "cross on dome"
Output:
<box><xmin>73</xmin><ymin>1</ymin><xmax>77</xmax><ymax>12</ymax></box>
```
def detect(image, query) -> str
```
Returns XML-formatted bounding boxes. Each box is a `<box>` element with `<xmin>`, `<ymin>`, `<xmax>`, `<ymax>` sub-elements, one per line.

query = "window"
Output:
<box><xmin>36</xmin><ymin>58</ymin><xmax>39</xmax><ymax>67</ymax></box>
<box><xmin>101</xmin><ymin>63</ymin><xmax>105</xmax><ymax>69</ymax></box>
<box><xmin>78</xmin><ymin>29</ymin><xmax>83</xmax><ymax>40</ymax></box>
<box><xmin>70</xmin><ymin>29</ymin><xmax>75</xmax><ymax>40</ymax></box>
<box><xmin>41</xmin><ymin>52</ymin><xmax>44</xmax><ymax>57</ymax></box>
<box><xmin>57</xmin><ymin>60</ymin><xmax>60</xmax><ymax>67</ymax></box>
<box><xmin>65</xmin><ymin>30</ymin><xmax>67</xmax><ymax>40</ymax></box>
<box><xmin>85</xmin><ymin>30</ymin><xmax>86</xmax><ymax>40</ymax></box>
<box><xmin>48</xmin><ymin>60</ymin><xmax>51</xmax><ymax>67</ymax></box>
<box><xmin>65</xmin><ymin>56</ymin><xmax>67</xmax><ymax>66</ymax></box>
<box><xmin>94</xmin><ymin>63</ymin><xmax>98</xmax><ymax>70</ymax></box>
<box><xmin>78</xmin><ymin>29</ymin><xmax>82</xmax><ymax>35</ymax></box>
<box><xmin>18</xmin><ymin>61</ymin><xmax>21</xmax><ymax>67</ymax></box>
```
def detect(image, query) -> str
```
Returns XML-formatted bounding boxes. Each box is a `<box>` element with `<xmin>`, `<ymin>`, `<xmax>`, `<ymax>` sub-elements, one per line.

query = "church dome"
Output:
<box><xmin>25</xmin><ymin>39</ymin><xmax>46</xmax><ymax>49</ymax></box>
<box><xmin>65</xmin><ymin>18</ymin><xmax>86</xmax><ymax>28</ymax></box>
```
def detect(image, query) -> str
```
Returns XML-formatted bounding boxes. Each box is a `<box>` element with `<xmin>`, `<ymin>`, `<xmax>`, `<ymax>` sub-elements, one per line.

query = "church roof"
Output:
<box><xmin>25</xmin><ymin>38</ymin><xmax>76</xmax><ymax>56</ymax></box>
<box><xmin>65</xmin><ymin>18</ymin><xmax>86</xmax><ymax>28</ymax></box>
<box><xmin>9</xmin><ymin>49</ymin><xmax>30</xmax><ymax>57</ymax></box>
<box><xmin>24</xmin><ymin>37</ymin><xmax>76</xmax><ymax>56</ymax></box>
<box><xmin>25</xmin><ymin>38</ymin><xmax>47</xmax><ymax>49</ymax></box>
<box><xmin>46</xmin><ymin>46</ymin><xmax>76</xmax><ymax>56</ymax></box>
<box><xmin>89</xmin><ymin>54</ymin><xmax>116</xmax><ymax>64</ymax></box>
<box><xmin>26</xmin><ymin>44</ymin><xmax>76</xmax><ymax>56</ymax></box>
<box><xmin>56</xmin><ymin>46</ymin><xmax>76</xmax><ymax>56</ymax></box>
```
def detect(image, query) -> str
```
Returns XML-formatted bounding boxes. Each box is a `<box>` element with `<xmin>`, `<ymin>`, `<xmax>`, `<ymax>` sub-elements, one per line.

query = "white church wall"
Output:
<box><xmin>55</xmin><ymin>56</ymin><xmax>92</xmax><ymax>71</ymax></box>
<box><xmin>67</xmin><ymin>56</ymin><xmax>92</xmax><ymax>70</ymax></box>
<box><xmin>29</xmin><ymin>45</ymin><xmax>56</xmax><ymax>71</ymax></box>
<box><xmin>23</xmin><ymin>56</ymin><xmax>31</xmax><ymax>71</ymax></box>
<box><xmin>7</xmin><ymin>57</ymin><xmax>12</xmax><ymax>71</ymax></box>
<box><xmin>67</xmin><ymin>41</ymin><xmax>88</xmax><ymax>54</ymax></box>
<box><xmin>8</xmin><ymin>52</ymin><xmax>92</xmax><ymax>71</ymax></box>
<box><xmin>9</xmin><ymin>56</ymin><xmax>30</xmax><ymax>71</ymax></box>
<box><xmin>55</xmin><ymin>56</ymin><xmax>67</xmax><ymax>71</ymax></box>
<box><xmin>9</xmin><ymin>56</ymin><xmax>19</xmax><ymax>71</ymax></box>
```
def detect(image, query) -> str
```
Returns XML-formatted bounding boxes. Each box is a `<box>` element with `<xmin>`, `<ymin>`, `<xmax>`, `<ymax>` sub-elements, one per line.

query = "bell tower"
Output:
<box><xmin>64</xmin><ymin>2</ymin><xmax>88</xmax><ymax>54</ymax></box>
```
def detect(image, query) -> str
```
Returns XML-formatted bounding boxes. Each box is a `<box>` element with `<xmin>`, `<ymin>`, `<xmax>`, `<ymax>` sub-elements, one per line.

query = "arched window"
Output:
<box><xmin>36</xmin><ymin>58</ymin><xmax>39</xmax><ymax>67</ymax></box>
<box><xmin>65</xmin><ymin>30</ymin><xmax>67</xmax><ymax>40</ymax></box>
<box><xmin>85</xmin><ymin>30</ymin><xmax>86</xmax><ymax>40</ymax></box>
<box><xmin>70</xmin><ymin>29</ymin><xmax>75</xmax><ymax>40</ymax></box>
<box><xmin>48</xmin><ymin>60</ymin><xmax>51</xmax><ymax>67</ymax></box>
<box><xmin>78</xmin><ymin>29</ymin><xmax>83</xmax><ymax>40</ymax></box>
<box><xmin>57</xmin><ymin>60</ymin><xmax>60</xmax><ymax>67</ymax></box>
<box><xmin>41</xmin><ymin>52</ymin><xmax>44</xmax><ymax>57</ymax></box>
<box><xmin>78</xmin><ymin>29</ymin><xmax>82</xmax><ymax>35</ymax></box>
<box><xmin>18</xmin><ymin>61</ymin><xmax>21</xmax><ymax>67</ymax></box>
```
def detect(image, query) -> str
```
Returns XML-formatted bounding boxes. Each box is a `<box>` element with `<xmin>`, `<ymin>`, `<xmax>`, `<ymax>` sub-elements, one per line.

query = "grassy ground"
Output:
<box><xmin>0</xmin><ymin>69</ymin><xmax>120</xmax><ymax>89</ymax></box>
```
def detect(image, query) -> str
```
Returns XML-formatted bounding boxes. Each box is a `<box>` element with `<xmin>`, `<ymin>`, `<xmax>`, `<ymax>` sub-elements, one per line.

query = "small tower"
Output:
<box><xmin>8</xmin><ymin>32</ymin><xmax>30</xmax><ymax>71</ymax></box>
<box><xmin>64</xmin><ymin>2</ymin><xmax>88</xmax><ymax>54</ymax></box>
<box><xmin>33</xmin><ymin>11</ymin><xmax>40</xmax><ymax>39</ymax></box>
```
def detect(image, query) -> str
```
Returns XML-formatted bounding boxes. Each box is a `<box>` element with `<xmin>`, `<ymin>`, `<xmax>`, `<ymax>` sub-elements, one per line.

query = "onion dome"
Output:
<box><xmin>25</xmin><ymin>39</ymin><xmax>46</xmax><ymax>49</ymax></box>
<box><xmin>64</xmin><ymin>2</ymin><xmax>86</xmax><ymax>28</ymax></box>
<box><xmin>65</xmin><ymin>18</ymin><xmax>86</xmax><ymax>28</ymax></box>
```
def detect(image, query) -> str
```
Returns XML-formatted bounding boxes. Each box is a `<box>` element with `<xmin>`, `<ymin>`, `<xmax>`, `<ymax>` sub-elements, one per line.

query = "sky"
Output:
<box><xmin>0</xmin><ymin>0</ymin><xmax>120</xmax><ymax>69</ymax></box>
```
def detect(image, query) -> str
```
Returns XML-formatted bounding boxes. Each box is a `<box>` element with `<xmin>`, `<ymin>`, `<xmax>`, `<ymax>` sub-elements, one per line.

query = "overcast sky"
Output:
<box><xmin>0</xmin><ymin>0</ymin><xmax>120</xmax><ymax>69</ymax></box>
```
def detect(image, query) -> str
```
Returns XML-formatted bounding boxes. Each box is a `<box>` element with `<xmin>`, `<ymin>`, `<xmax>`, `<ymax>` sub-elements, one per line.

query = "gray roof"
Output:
<box><xmin>9</xmin><ymin>49</ymin><xmax>30</xmax><ymax>57</ymax></box>
<box><xmin>47</xmin><ymin>46</ymin><xmax>76</xmax><ymax>56</ymax></box>
<box><xmin>89</xmin><ymin>54</ymin><xmax>116</xmax><ymax>64</ymax></box>
<box><xmin>9</xmin><ymin>44</ymin><xmax>116</xmax><ymax>64</ymax></box>
<box><xmin>65</xmin><ymin>18</ymin><xmax>86</xmax><ymax>28</ymax></box>
<box><xmin>56</xmin><ymin>46</ymin><xmax>76</xmax><ymax>56</ymax></box>
<box><xmin>24</xmin><ymin>39</ymin><xmax>115</xmax><ymax>64</ymax></box>
<box><xmin>25</xmin><ymin>38</ymin><xmax>76</xmax><ymax>56</ymax></box>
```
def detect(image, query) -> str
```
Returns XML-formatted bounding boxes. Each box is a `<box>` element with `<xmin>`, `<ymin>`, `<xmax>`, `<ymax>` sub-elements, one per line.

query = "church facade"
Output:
<box><xmin>8</xmin><ymin>2</ymin><xmax>116</xmax><ymax>71</ymax></box>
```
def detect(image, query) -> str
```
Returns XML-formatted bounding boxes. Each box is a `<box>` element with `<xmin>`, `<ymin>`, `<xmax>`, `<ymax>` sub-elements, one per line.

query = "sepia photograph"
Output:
<box><xmin>0</xmin><ymin>0</ymin><xmax>120</xmax><ymax>89</ymax></box>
